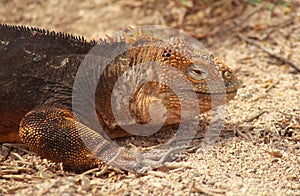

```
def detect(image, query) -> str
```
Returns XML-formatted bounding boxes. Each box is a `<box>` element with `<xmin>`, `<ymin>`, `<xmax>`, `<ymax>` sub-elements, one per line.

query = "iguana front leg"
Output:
<box><xmin>18</xmin><ymin>105</ymin><xmax>146</xmax><ymax>173</ymax></box>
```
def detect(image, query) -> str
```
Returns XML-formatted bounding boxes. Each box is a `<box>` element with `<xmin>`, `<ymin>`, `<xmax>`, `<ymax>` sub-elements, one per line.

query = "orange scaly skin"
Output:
<box><xmin>0</xmin><ymin>24</ymin><xmax>240</xmax><ymax>173</ymax></box>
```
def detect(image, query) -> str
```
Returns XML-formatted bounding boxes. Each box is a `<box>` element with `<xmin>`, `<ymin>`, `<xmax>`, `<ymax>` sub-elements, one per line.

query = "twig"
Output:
<box><xmin>146</xmin><ymin>170</ymin><xmax>166</xmax><ymax>178</ymax></box>
<box><xmin>233</xmin><ymin>128</ymin><xmax>253</xmax><ymax>141</ymax></box>
<box><xmin>95</xmin><ymin>166</ymin><xmax>110</xmax><ymax>177</ymax></box>
<box><xmin>80</xmin><ymin>167</ymin><xmax>100</xmax><ymax>176</ymax></box>
<box><xmin>34</xmin><ymin>164</ymin><xmax>49</xmax><ymax>180</ymax></box>
<box><xmin>7</xmin><ymin>185</ymin><xmax>30</xmax><ymax>192</ymax></box>
<box><xmin>10</xmin><ymin>152</ymin><xmax>27</xmax><ymax>164</ymax></box>
<box><xmin>237</xmin><ymin>34</ymin><xmax>300</xmax><ymax>73</ymax></box>
<box><xmin>0</xmin><ymin>167</ymin><xmax>34</xmax><ymax>175</ymax></box>
<box><xmin>204</xmin><ymin>2</ymin><xmax>263</xmax><ymax>40</ymax></box>
<box><xmin>245</xmin><ymin>111</ymin><xmax>266</xmax><ymax>122</ymax></box>
<box><xmin>163</xmin><ymin>161</ymin><xmax>192</xmax><ymax>170</ymax></box>
<box><xmin>229</xmin><ymin>3</ymin><xmax>264</xmax><ymax>31</ymax></box>
<box><xmin>265</xmin><ymin>80</ymin><xmax>280</xmax><ymax>92</ymax></box>
<box><xmin>260</xmin><ymin>14</ymin><xmax>295</xmax><ymax>40</ymax></box>
<box><xmin>0</xmin><ymin>174</ymin><xmax>42</xmax><ymax>180</ymax></box>
<box><xmin>190</xmin><ymin>182</ymin><xmax>226</xmax><ymax>195</ymax></box>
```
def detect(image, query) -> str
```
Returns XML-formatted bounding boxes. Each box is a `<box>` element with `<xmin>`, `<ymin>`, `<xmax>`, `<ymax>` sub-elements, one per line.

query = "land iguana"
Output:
<box><xmin>0</xmin><ymin>24</ymin><xmax>240</xmax><ymax>173</ymax></box>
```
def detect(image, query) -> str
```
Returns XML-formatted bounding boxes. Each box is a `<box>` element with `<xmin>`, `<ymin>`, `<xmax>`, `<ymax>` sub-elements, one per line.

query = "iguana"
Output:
<box><xmin>0</xmin><ymin>24</ymin><xmax>240</xmax><ymax>173</ymax></box>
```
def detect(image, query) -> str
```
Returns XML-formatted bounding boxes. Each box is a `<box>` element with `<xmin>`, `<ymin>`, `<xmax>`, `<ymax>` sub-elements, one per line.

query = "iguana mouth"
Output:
<box><xmin>192</xmin><ymin>78</ymin><xmax>242</xmax><ymax>95</ymax></box>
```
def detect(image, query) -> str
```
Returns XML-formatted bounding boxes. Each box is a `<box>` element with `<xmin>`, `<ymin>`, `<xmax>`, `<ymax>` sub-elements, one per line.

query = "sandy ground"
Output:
<box><xmin>0</xmin><ymin>0</ymin><xmax>300</xmax><ymax>195</ymax></box>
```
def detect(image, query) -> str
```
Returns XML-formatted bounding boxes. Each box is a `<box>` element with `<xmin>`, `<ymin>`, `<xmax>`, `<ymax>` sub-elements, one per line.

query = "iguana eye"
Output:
<box><xmin>223</xmin><ymin>71</ymin><xmax>232</xmax><ymax>80</ymax></box>
<box><xmin>187</xmin><ymin>65</ymin><xmax>209</xmax><ymax>80</ymax></box>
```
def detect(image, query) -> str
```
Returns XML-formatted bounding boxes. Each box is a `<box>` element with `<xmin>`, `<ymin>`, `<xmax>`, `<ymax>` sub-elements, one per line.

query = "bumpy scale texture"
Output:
<box><xmin>0</xmin><ymin>24</ymin><xmax>240</xmax><ymax>173</ymax></box>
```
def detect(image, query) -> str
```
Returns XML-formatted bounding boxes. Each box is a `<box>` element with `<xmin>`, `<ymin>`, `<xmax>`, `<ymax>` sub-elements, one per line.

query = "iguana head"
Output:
<box><xmin>159</xmin><ymin>49</ymin><xmax>239</xmax><ymax>124</ymax></box>
<box><xmin>156</xmin><ymin>36</ymin><xmax>240</xmax><ymax>99</ymax></box>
